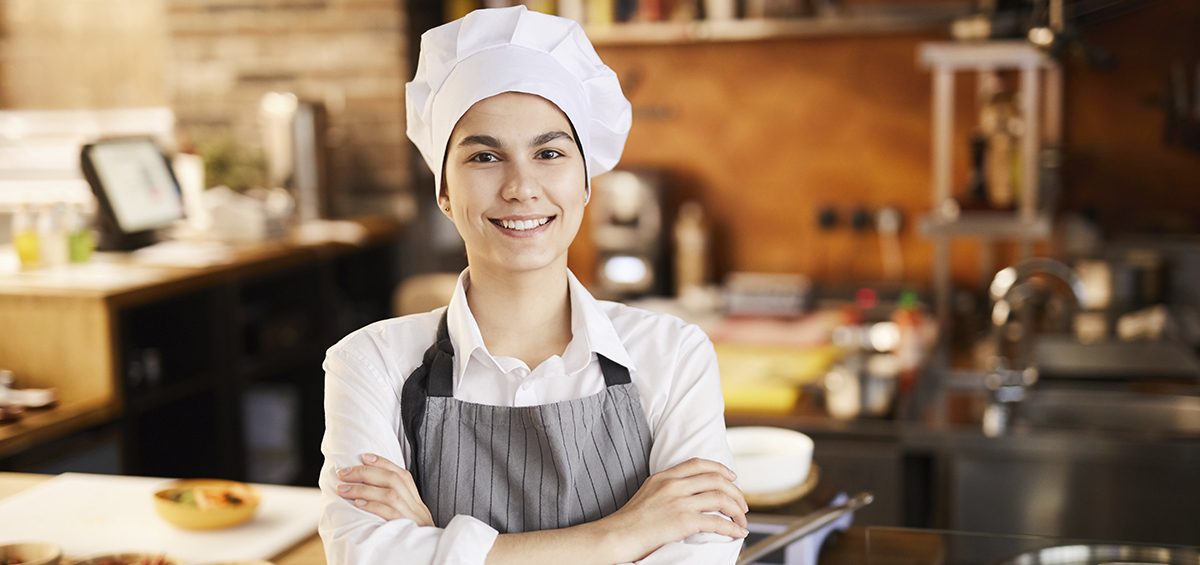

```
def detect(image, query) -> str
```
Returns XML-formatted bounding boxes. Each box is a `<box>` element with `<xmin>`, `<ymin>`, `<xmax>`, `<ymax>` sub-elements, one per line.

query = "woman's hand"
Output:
<box><xmin>597</xmin><ymin>457</ymin><xmax>749</xmax><ymax>562</ymax></box>
<box><xmin>336</xmin><ymin>453</ymin><xmax>434</xmax><ymax>526</ymax></box>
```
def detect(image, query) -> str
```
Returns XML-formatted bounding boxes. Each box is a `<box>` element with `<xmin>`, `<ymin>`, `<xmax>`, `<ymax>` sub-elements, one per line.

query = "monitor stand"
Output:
<box><xmin>93</xmin><ymin>212</ymin><xmax>163</xmax><ymax>251</ymax></box>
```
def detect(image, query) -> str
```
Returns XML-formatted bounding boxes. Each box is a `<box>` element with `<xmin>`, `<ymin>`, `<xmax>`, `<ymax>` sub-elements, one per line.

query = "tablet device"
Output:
<box><xmin>81</xmin><ymin>137</ymin><xmax>185</xmax><ymax>250</ymax></box>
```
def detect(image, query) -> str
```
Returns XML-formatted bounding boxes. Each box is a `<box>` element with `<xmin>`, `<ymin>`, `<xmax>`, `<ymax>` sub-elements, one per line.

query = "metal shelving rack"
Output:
<box><xmin>917</xmin><ymin>40</ymin><xmax>1063</xmax><ymax>331</ymax></box>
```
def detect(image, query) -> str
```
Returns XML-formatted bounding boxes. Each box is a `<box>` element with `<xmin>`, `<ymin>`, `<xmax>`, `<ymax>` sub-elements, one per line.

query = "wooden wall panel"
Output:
<box><xmin>0</xmin><ymin>294</ymin><xmax>114</xmax><ymax>405</ymax></box>
<box><xmin>572</xmin><ymin>32</ymin><xmax>986</xmax><ymax>287</ymax></box>
<box><xmin>569</xmin><ymin>0</ymin><xmax>1200</xmax><ymax>290</ymax></box>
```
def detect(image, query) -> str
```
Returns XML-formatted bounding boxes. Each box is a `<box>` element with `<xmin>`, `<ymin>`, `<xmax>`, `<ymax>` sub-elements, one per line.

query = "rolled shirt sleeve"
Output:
<box><xmin>319</xmin><ymin>345</ymin><xmax>499</xmax><ymax>565</ymax></box>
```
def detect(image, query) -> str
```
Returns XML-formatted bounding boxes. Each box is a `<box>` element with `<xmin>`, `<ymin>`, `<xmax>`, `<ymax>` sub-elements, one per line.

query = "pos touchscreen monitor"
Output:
<box><xmin>80</xmin><ymin>137</ymin><xmax>186</xmax><ymax>250</ymax></box>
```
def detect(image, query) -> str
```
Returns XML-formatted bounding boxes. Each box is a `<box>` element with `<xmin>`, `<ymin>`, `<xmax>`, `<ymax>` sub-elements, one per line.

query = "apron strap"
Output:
<box><xmin>400</xmin><ymin>309</ymin><xmax>454</xmax><ymax>484</ymax></box>
<box><xmin>597</xmin><ymin>353</ymin><xmax>632</xmax><ymax>386</ymax></box>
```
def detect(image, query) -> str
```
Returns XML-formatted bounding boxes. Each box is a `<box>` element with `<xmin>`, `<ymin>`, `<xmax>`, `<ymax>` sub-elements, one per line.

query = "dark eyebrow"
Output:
<box><xmin>457</xmin><ymin>135</ymin><xmax>501</xmax><ymax>148</ymax></box>
<box><xmin>457</xmin><ymin>131</ymin><xmax>573</xmax><ymax>149</ymax></box>
<box><xmin>531</xmin><ymin>131</ymin><xmax>573</xmax><ymax>147</ymax></box>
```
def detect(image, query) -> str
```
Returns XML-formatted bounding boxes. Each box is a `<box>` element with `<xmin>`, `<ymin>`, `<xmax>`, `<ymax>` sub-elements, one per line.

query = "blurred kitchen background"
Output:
<box><xmin>0</xmin><ymin>0</ymin><xmax>1198</xmax><ymax>557</ymax></box>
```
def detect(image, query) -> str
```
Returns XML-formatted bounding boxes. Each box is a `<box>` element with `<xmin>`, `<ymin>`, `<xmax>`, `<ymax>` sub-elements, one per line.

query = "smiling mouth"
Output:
<box><xmin>489</xmin><ymin>216</ymin><xmax>556</xmax><ymax>232</ymax></box>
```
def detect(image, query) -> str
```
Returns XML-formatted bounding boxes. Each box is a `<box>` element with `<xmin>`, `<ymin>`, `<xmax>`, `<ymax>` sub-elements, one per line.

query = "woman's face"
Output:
<box><xmin>441</xmin><ymin>92</ymin><xmax>587</xmax><ymax>276</ymax></box>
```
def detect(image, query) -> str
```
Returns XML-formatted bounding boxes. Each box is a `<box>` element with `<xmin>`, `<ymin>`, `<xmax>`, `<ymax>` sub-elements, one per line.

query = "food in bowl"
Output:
<box><xmin>0</xmin><ymin>542</ymin><xmax>61</xmax><ymax>565</ymax></box>
<box><xmin>154</xmin><ymin>479</ymin><xmax>260</xmax><ymax>530</ymax></box>
<box><xmin>72</xmin><ymin>554</ymin><xmax>180</xmax><ymax>565</ymax></box>
<box><xmin>163</xmin><ymin>483</ymin><xmax>251</xmax><ymax>509</ymax></box>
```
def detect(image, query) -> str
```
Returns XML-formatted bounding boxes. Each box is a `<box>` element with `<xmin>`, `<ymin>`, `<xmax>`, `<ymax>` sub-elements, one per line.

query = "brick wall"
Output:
<box><xmin>0</xmin><ymin>0</ymin><xmax>415</xmax><ymax>218</ymax></box>
<box><xmin>164</xmin><ymin>0</ymin><xmax>413</xmax><ymax>216</ymax></box>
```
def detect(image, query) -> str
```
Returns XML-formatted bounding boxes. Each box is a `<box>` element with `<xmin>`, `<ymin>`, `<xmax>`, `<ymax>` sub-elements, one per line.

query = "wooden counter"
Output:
<box><xmin>0</xmin><ymin>399</ymin><xmax>117</xmax><ymax>460</ymax></box>
<box><xmin>0</xmin><ymin>218</ymin><xmax>402</xmax><ymax>483</ymax></box>
<box><xmin>0</xmin><ymin>471</ymin><xmax>326</xmax><ymax>564</ymax></box>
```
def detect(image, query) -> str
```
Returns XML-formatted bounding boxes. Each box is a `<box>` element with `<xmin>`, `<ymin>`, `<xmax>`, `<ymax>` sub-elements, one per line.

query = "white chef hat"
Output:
<box><xmin>405</xmin><ymin>5</ymin><xmax>632</xmax><ymax>200</ymax></box>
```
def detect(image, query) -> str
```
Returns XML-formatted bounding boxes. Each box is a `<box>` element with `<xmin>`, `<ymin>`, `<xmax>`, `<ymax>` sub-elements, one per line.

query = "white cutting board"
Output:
<box><xmin>0</xmin><ymin>473</ymin><xmax>323</xmax><ymax>563</ymax></box>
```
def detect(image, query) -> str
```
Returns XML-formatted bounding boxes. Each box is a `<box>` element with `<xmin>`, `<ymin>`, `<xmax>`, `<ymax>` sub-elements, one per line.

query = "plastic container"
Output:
<box><xmin>12</xmin><ymin>204</ymin><xmax>40</xmax><ymax>269</ymax></box>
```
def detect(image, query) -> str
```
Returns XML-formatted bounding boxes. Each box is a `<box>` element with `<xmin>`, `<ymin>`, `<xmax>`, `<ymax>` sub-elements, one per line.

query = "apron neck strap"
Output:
<box><xmin>427</xmin><ymin>310</ymin><xmax>455</xmax><ymax>397</ymax></box>
<box><xmin>426</xmin><ymin>308</ymin><xmax>634</xmax><ymax>396</ymax></box>
<box><xmin>597</xmin><ymin>353</ymin><xmax>632</xmax><ymax>386</ymax></box>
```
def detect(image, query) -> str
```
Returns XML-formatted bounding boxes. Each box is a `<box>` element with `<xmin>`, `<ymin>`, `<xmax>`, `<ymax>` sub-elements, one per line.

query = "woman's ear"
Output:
<box><xmin>438</xmin><ymin>195</ymin><xmax>453</xmax><ymax>218</ymax></box>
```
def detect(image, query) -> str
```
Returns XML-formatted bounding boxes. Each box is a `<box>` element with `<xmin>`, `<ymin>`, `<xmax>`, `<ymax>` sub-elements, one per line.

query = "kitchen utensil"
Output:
<box><xmin>0</xmin><ymin>542</ymin><xmax>61</xmax><ymax>565</ymax></box>
<box><xmin>736</xmin><ymin>492</ymin><xmax>874</xmax><ymax>565</ymax></box>
<box><xmin>153</xmin><ymin>479</ymin><xmax>261</xmax><ymax>530</ymax></box>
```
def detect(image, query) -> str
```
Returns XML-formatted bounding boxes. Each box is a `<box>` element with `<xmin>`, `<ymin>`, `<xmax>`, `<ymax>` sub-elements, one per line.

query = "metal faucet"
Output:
<box><xmin>983</xmin><ymin>258</ymin><xmax>1086</xmax><ymax>436</ymax></box>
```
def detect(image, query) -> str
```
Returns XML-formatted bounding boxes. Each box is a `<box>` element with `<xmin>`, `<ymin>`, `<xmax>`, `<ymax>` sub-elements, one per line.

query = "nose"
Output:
<box><xmin>500</xmin><ymin>160</ymin><xmax>542</xmax><ymax>202</ymax></box>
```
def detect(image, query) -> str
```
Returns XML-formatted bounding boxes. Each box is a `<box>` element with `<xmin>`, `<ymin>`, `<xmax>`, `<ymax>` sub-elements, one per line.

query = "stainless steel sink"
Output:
<box><xmin>1016</xmin><ymin>389</ymin><xmax>1200</xmax><ymax>436</ymax></box>
<box><xmin>1033</xmin><ymin>336</ymin><xmax>1200</xmax><ymax>381</ymax></box>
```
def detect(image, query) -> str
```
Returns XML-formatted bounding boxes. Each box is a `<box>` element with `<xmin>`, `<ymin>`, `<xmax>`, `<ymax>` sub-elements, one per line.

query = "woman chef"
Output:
<box><xmin>318</xmin><ymin>6</ymin><xmax>748</xmax><ymax>564</ymax></box>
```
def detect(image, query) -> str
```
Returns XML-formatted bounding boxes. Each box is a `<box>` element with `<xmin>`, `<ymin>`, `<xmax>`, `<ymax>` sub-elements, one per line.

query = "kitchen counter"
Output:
<box><xmin>0</xmin><ymin>217</ymin><xmax>403</xmax><ymax>482</ymax></box>
<box><xmin>12</xmin><ymin>468</ymin><xmax>1191</xmax><ymax>565</ymax></box>
<box><xmin>0</xmin><ymin>472</ymin><xmax>326</xmax><ymax>564</ymax></box>
<box><xmin>0</xmin><ymin>398</ymin><xmax>117</xmax><ymax>459</ymax></box>
<box><xmin>727</xmin><ymin>357</ymin><xmax>1200</xmax><ymax>546</ymax></box>
<box><xmin>0</xmin><ymin>471</ymin><xmax>893</xmax><ymax>565</ymax></box>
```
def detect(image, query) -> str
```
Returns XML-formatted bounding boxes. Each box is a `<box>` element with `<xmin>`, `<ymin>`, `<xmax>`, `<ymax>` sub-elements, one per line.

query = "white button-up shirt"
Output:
<box><xmin>319</xmin><ymin>269</ymin><xmax>742</xmax><ymax>564</ymax></box>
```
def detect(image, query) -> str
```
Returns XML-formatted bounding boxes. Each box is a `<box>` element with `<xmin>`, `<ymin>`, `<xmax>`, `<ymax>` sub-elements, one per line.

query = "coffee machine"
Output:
<box><xmin>259</xmin><ymin>92</ymin><xmax>331</xmax><ymax>222</ymax></box>
<box><xmin>590</xmin><ymin>170</ymin><xmax>671</xmax><ymax>298</ymax></box>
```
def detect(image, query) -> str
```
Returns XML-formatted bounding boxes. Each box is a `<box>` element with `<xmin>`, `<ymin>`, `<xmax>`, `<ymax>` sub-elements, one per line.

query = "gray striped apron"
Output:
<box><xmin>400</xmin><ymin>311</ymin><xmax>653</xmax><ymax>533</ymax></box>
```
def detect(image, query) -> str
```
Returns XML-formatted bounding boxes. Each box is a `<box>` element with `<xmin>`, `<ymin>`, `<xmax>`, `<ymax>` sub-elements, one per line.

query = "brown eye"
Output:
<box><xmin>537</xmin><ymin>149</ymin><xmax>563</xmax><ymax>159</ymax></box>
<box><xmin>469</xmin><ymin>152</ymin><xmax>499</xmax><ymax>163</ymax></box>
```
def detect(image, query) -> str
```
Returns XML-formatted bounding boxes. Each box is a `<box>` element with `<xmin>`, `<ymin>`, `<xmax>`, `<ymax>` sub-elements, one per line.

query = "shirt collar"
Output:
<box><xmin>565</xmin><ymin>269</ymin><xmax>637</xmax><ymax>373</ymax></box>
<box><xmin>444</xmin><ymin>268</ymin><xmax>637</xmax><ymax>382</ymax></box>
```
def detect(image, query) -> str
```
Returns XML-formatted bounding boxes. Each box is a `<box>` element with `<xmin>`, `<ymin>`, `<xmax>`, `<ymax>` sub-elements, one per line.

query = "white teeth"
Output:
<box><xmin>498</xmin><ymin>217</ymin><xmax>550</xmax><ymax>231</ymax></box>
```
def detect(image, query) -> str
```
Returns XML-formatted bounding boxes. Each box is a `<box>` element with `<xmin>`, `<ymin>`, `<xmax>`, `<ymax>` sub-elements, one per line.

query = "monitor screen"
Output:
<box><xmin>85</xmin><ymin>138</ymin><xmax>184</xmax><ymax>233</ymax></box>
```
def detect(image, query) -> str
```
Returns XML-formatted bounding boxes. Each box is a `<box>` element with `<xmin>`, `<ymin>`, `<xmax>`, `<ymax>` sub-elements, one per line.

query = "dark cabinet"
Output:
<box><xmin>111</xmin><ymin>242</ymin><xmax>398</xmax><ymax>486</ymax></box>
<box><xmin>0</xmin><ymin>226</ymin><xmax>404</xmax><ymax>485</ymax></box>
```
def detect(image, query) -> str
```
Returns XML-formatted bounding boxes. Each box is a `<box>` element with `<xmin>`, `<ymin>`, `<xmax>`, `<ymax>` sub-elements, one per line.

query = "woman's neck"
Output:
<box><xmin>465</xmin><ymin>262</ymin><xmax>572</xmax><ymax>369</ymax></box>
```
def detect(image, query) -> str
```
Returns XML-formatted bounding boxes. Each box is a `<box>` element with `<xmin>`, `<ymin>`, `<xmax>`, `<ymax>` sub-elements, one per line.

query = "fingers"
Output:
<box><xmin>363</xmin><ymin>453</ymin><xmax>408</xmax><ymax>477</ymax></box>
<box><xmin>336</xmin><ymin>454</ymin><xmax>432</xmax><ymax>526</ymax></box>
<box><xmin>656</xmin><ymin>458</ymin><xmax>736</xmax><ymax>482</ymax></box>
<box><xmin>690</xmin><ymin>492</ymin><xmax>748</xmax><ymax>529</ymax></box>
<box><xmin>353</xmin><ymin>498</ymin><xmax>401</xmax><ymax>521</ymax></box>
<box><xmin>690</xmin><ymin>473</ymin><xmax>748</xmax><ymax>516</ymax></box>
<box><xmin>670</xmin><ymin>472</ymin><xmax>741</xmax><ymax>498</ymax></box>
<box><xmin>662</xmin><ymin>472</ymin><xmax>748</xmax><ymax>518</ymax></box>
<box><xmin>337</xmin><ymin>460</ymin><xmax>411</xmax><ymax>490</ymax></box>
<box><xmin>697</xmin><ymin>513</ymin><xmax>750</xmax><ymax>540</ymax></box>
<box><xmin>337</xmin><ymin>481</ymin><xmax>394</xmax><ymax>505</ymax></box>
<box><xmin>337</xmin><ymin>482</ymin><xmax>434</xmax><ymax>526</ymax></box>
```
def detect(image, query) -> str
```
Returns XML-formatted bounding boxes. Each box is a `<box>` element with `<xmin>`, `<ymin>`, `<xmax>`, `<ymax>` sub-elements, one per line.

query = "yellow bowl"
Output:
<box><xmin>0</xmin><ymin>542</ymin><xmax>62</xmax><ymax>565</ymax></box>
<box><xmin>153</xmin><ymin>479</ymin><xmax>260</xmax><ymax>530</ymax></box>
<box><xmin>72</xmin><ymin>553</ymin><xmax>182</xmax><ymax>565</ymax></box>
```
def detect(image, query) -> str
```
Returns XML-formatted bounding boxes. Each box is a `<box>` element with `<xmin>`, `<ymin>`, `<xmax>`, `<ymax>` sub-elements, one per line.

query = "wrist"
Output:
<box><xmin>578</xmin><ymin>516</ymin><xmax>632</xmax><ymax>564</ymax></box>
